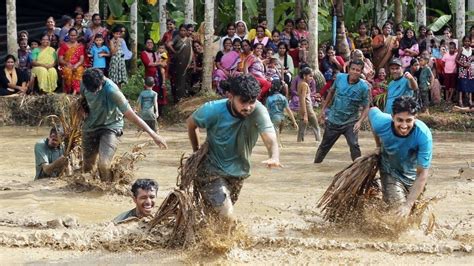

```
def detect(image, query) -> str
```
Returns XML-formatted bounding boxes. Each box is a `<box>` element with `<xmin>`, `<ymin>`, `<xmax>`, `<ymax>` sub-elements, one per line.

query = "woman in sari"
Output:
<box><xmin>141</xmin><ymin>38</ymin><xmax>168</xmax><ymax>113</ymax></box>
<box><xmin>168</xmin><ymin>24</ymin><xmax>193</xmax><ymax>103</ymax></box>
<box><xmin>244</xmin><ymin>43</ymin><xmax>271</xmax><ymax>101</ymax></box>
<box><xmin>213</xmin><ymin>38</ymin><xmax>239</xmax><ymax>94</ymax></box>
<box><xmin>58</xmin><ymin>28</ymin><xmax>85</xmax><ymax>94</ymax></box>
<box><xmin>0</xmin><ymin>55</ymin><xmax>28</xmax><ymax>96</ymax></box>
<box><xmin>31</xmin><ymin>35</ymin><xmax>58</xmax><ymax>93</ymax></box>
<box><xmin>372</xmin><ymin>23</ymin><xmax>398</xmax><ymax>71</ymax></box>
<box><xmin>238</xmin><ymin>40</ymin><xmax>253</xmax><ymax>73</ymax></box>
<box><xmin>273</xmin><ymin>42</ymin><xmax>295</xmax><ymax>87</ymax></box>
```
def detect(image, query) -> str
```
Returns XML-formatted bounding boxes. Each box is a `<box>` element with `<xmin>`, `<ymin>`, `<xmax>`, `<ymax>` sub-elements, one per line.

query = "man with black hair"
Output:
<box><xmin>187</xmin><ymin>74</ymin><xmax>280</xmax><ymax>221</ymax></box>
<box><xmin>369</xmin><ymin>96</ymin><xmax>432</xmax><ymax>218</ymax></box>
<box><xmin>34</xmin><ymin>127</ymin><xmax>67</xmax><ymax>180</ymax></box>
<box><xmin>80</xmin><ymin>68</ymin><xmax>167</xmax><ymax>182</ymax></box>
<box><xmin>113</xmin><ymin>178</ymin><xmax>158</xmax><ymax>224</ymax></box>
<box><xmin>384</xmin><ymin>58</ymin><xmax>418</xmax><ymax>114</ymax></box>
<box><xmin>315</xmin><ymin>59</ymin><xmax>370</xmax><ymax>163</ymax></box>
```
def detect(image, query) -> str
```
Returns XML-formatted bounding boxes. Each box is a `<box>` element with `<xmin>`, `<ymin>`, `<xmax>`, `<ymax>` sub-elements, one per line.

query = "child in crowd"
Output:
<box><xmin>88</xmin><ymin>34</ymin><xmax>110</xmax><ymax>72</ymax></box>
<box><xmin>265</xmin><ymin>57</ymin><xmax>282</xmax><ymax>81</ymax></box>
<box><xmin>371</xmin><ymin>68</ymin><xmax>388</xmax><ymax>106</ymax></box>
<box><xmin>137</xmin><ymin>77</ymin><xmax>159</xmax><ymax>132</ymax></box>
<box><xmin>265</xmin><ymin>80</ymin><xmax>298</xmax><ymax>147</ymax></box>
<box><xmin>418</xmin><ymin>56</ymin><xmax>434</xmax><ymax>114</ymax></box>
<box><xmin>298</xmin><ymin>39</ymin><xmax>309</xmax><ymax>68</ymax></box>
<box><xmin>441</xmin><ymin>42</ymin><xmax>458</xmax><ymax>102</ymax></box>
<box><xmin>455</xmin><ymin>36</ymin><xmax>473</xmax><ymax>107</ymax></box>
<box><xmin>109</xmin><ymin>25</ymin><xmax>128</xmax><ymax>87</ymax></box>
<box><xmin>157</xmin><ymin>44</ymin><xmax>168</xmax><ymax>86</ymax></box>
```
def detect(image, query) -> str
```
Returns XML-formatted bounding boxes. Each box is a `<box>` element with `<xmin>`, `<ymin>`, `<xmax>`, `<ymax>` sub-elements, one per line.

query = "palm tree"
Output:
<box><xmin>335</xmin><ymin>0</ymin><xmax>350</xmax><ymax>61</ymax></box>
<box><xmin>394</xmin><ymin>0</ymin><xmax>402</xmax><ymax>24</ymax></box>
<box><xmin>202</xmin><ymin>0</ymin><xmax>215</xmax><ymax>93</ymax></box>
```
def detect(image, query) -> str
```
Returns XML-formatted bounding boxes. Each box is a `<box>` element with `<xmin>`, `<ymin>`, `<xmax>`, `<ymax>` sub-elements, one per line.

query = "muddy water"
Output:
<box><xmin>0</xmin><ymin>126</ymin><xmax>473</xmax><ymax>264</ymax></box>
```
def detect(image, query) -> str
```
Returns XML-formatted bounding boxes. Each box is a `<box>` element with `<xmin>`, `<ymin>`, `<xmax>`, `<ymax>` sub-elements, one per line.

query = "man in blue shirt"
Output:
<box><xmin>384</xmin><ymin>58</ymin><xmax>418</xmax><ymax>114</ymax></box>
<box><xmin>315</xmin><ymin>60</ymin><xmax>370</xmax><ymax>163</ymax></box>
<box><xmin>369</xmin><ymin>96</ymin><xmax>432</xmax><ymax>218</ymax></box>
<box><xmin>80</xmin><ymin>69</ymin><xmax>167</xmax><ymax>182</ymax></box>
<box><xmin>187</xmin><ymin>74</ymin><xmax>281</xmax><ymax>222</ymax></box>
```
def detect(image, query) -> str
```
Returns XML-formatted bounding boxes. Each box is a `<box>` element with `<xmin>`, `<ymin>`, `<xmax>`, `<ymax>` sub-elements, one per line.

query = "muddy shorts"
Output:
<box><xmin>82</xmin><ymin>128</ymin><xmax>122</xmax><ymax>174</ymax></box>
<box><xmin>380</xmin><ymin>172</ymin><xmax>410</xmax><ymax>207</ymax></box>
<box><xmin>195</xmin><ymin>171</ymin><xmax>244</xmax><ymax>208</ymax></box>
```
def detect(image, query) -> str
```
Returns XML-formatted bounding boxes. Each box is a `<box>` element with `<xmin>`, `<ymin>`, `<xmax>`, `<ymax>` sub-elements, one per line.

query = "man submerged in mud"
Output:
<box><xmin>187</xmin><ymin>74</ymin><xmax>281</xmax><ymax>222</ymax></box>
<box><xmin>114</xmin><ymin>178</ymin><xmax>158</xmax><ymax>224</ymax></box>
<box><xmin>369</xmin><ymin>96</ymin><xmax>433</xmax><ymax>218</ymax></box>
<box><xmin>80</xmin><ymin>69</ymin><xmax>167</xmax><ymax>182</ymax></box>
<box><xmin>34</xmin><ymin>127</ymin><xmax>68</xmax><ymax>180</ymax></box>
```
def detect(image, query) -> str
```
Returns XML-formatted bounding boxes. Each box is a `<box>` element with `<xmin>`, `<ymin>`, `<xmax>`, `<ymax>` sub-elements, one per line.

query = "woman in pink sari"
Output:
<box><xmin>58</xmin><ymin>28</ymin><xmax>85</xmax><ymax>94</ymax></box>
<box><xmin>244</xmin><ymin>43</ymin><xmax>271</xmax><ymax>101</ymax></box>
<box><xmin>213</xmin><ymin>38</ymin><xmax>239</xmax><ymax>95</ymax></box>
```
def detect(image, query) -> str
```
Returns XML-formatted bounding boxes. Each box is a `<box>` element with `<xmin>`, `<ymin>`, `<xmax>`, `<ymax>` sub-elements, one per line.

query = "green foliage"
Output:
<box><xmin>121</xmin><ymin>63</ymin><xmax>145</xmax><ymax>101</ymax></box>
<box><xmin>428</xmin><ymin>15</ymin><xmax>452</xmax><ymax>32</ymax></box>
<box><xmin>343</xmin><ymin>1</ymin><xmax>374</xmax><ymax>31</ymax></box>
<box><xmin>107</xmin><ymin>0</ymin><xmax>124</xmax><ymax>17</ymax></box>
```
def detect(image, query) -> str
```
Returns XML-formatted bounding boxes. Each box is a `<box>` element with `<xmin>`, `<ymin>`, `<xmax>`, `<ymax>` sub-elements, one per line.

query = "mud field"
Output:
<box><xmin>0</xmin><ymin>125</ymin><xmax>473</xmax><ymax>264</ymax></box>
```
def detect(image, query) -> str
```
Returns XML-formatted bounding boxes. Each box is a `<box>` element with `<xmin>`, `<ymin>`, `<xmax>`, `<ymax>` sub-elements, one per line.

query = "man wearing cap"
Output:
<box><xmin>34</xmin><ymin>127</ymin><xmax>67</xmax><ymax>180</ymax></box>
<box><xmin>384</xmin><ymin>58</ymin><xmax>418</xmax><ymax>114</ymax></box>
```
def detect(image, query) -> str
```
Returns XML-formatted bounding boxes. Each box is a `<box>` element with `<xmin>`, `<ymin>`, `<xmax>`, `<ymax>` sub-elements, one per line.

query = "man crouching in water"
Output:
<box><xmin>113</xmin><ymin>178</ymin><xmax>158</xmax><ymax>224</ymax></box>
<box><xmin>187</xmin><ymin>74</ymin><xmax>281</xmax><ymax>226</ymax></box>
<box><xmin>369</xmin><ymin>96</ymin><xmax>433</xmax><ymax>218</ymax></box>
<box><xmin>34</xmin><ymin>127</ymin><xmax>68</xmax><ymax>180</ymax></box>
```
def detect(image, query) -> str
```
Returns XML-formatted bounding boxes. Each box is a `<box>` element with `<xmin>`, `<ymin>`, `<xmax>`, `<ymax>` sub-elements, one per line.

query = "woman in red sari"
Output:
<box><xmin>141</xmin><ymin>38</ymin><xmax>168</xmax><ymax>113</ymax></box>
<box><xmin>58</xmin><ymin>28</ymin><xmax>85</xmax><ymax>94</ymax></box>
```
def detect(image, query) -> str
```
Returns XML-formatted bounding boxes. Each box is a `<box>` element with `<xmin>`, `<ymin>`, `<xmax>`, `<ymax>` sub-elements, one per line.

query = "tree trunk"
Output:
<box><xmin>130</xmin><ymin>0</ymin><xmax>138</xmax><ymax>74</ymax></box>
<box><xmin>307</xmin><ymin>0</ymin><xmax>318</xmax><ymax>69</ymax></box>
<box><xmin>235</xmin><ymin>0</ymin><xmax>243</xmax><ymax>21</ymax></box>
<box><xmin>202</xmin><ymin>0</ymin><xmax>215</xmax><ymax>93</ymax></box>
<box><xmin>6</xmin><ymin>0</ymin><xmax>18</xmax><ymax>58</ymax></box>
<box><xmin>335</xmin><ymin>0</ymin><xmax>350</xmax><ymax>61</ymax></box>
<box><xmin>469</xmin><ymin>0</ymin><xmax>474</xmax><ymax>22</ymax></box>
<box><xmin>376</xmin><ymin>0</ymin><xmax>388</xmax><ymax>28</ymax></box>
<box><xmin>416</xmin><ymin>0</ymin><xmax>426</xmax><ymax>27</ymax></box>
<box><xmin>295</xmin><ymin>0</ymin><xmax>303</xmax><ymax>19</ymax></box>
<box><xmin>88</xmin><ymin>0</ymin><xmax>100</xmax><ymax>15</ymax></box>
<box><xmin>394</xmin><ymin>0</ymin><xmax>402</xmax><ymax>25</ymax></box>
<box><xmin>456</xmin><ymin>0</ymin><xmax>465</xmax><ymax>39</ymax></box>
<box><xmin>266</xmin><ymin>0</ymin><xmax>275</xmax><ymax>30</ymax></box>
<box><xmin>159</xmin><ymin>0</ymin><xmax>167</xmax><ymax>41</ymax></box>
<box><xmin>185</xmin><ymin>0</ymin><xmax>194</xmax><ymax>24</ymax></box>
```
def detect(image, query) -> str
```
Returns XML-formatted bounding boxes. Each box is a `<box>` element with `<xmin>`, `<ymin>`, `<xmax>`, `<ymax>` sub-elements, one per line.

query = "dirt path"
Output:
<box><xmin>0</xmin><ymin>126</ymin><xmax>472</xmax><ymax>264</ymax></box>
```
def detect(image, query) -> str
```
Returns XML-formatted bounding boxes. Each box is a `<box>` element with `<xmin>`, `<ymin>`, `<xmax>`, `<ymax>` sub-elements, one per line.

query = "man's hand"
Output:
<box><xmin>319</xmin><ymin>111</ymin><xmax>326</xmax><ymax>124</ymax></box>
<box><xmin>303</xmin><ymin>114</ymin><xmax>308</xmax><ymax>124</ymax></box>
<box><xmin>57</xmin><ymin>155</ymin><xmax>69</xmax><ymax>167</ymax></box>
<box><xmin>404</xmin><ymin>72</ymin><xmax>414</xmax><ymax>80</ymax></box>
<box><xmin>353</xmin><ymin>121</ymin><xmax>362</xmax><ymax>133</ymax></box>
<box><xmin>395</xmin><ymin>203</ymin><xmax>412</xmax><ymax>218</ymax></box>
<box><xmin>152</xmin><ymin>134</ymin><xmax>168</xmax><ymax>149</ymax></box>
<box><xmin>261</xmin><ymin>158</ymin><xmax>283</xmax><ymax>168</ymax></box>
<box><xmin>292</xmin><ymin>122</ymin><xmax>299</xmax><ymax>130</ymax></box>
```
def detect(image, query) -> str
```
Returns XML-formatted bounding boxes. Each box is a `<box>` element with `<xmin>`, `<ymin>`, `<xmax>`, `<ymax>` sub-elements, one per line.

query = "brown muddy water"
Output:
<box><xmin>0</xmin><ymin>126</ymin><xmax>472</xmax><ymax>264</ymax></box>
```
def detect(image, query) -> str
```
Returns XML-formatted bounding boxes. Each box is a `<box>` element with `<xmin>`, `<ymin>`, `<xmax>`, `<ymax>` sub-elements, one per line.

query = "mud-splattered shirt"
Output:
<box><xmin>34</xmin><ymin>138</ymin><xmax>64</xmax><ymax>180</ymax></box>
<box><xmin>113</xmin><ymin>208</ymin><xmax>138</xmax><ymax>224</ymax></box>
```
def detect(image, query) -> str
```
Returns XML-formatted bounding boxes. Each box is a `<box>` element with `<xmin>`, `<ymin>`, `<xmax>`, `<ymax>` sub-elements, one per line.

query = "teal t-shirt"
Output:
<box><xmin>192</xmin><ymin>99</ymin><xmax>275</xmax><ymax>178</ymax></box>
<box><xmin>328</xmin><ymin>73</ymin><xmax>369</xmax><ymax>125</ymax></box>
<box><xmin>34</xmin><ymin>138</ymin><xmax>64</xmax><ymax>179</ymax></box>
<box><xmin>81</xmin><ymin>78</ymin><xmax>131</xmax><ymax>132</ymax></box>
<box><xmin>265</xmin><ymin>93</ymin><xmax>288</xmax><ymax>124</ymax></box>
<box><xmin>418</xmin><ymin>67</ymin><xmax>432</xmax><ymax>91</ymax></box>
<box><xmin>384</xmin><ymin>77</ymin><xmax>413</xmax><ymax>114</ymax></box>
<box><xmin>369</xmin><ymin>108</ymin><xmax>433</xmax><ymax>186</ymax></box>
<box><xmin>137</xmin><ymin>89</ymin><xmax>158</xmax><ymax>120</ymax></box>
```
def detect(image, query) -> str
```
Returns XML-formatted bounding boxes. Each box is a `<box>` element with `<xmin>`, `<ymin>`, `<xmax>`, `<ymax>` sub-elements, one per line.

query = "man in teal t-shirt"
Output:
<box><xmin>384</xmin><ymin>58</ymin><xmax>418</xmax><ymax>114</ymax></box>
<box><xmin>80</xmin><ymin>69</ymin><xmax>167</xmax><ymax>182</ymax></box>
<box><xmin>315</xmin><ymin>60</ymin><xmax>370</xmax><ymax>163</ymax></box>
<box><xmin>369</xmin><ymin>96</ymin><xmax>432</xmax><ymax>218</ymax></box>
<box><xmin>187</xmin><ymin>74</ymin><xmax>281</xmax><ymax>221</ymax></box>
<box><xmin>34</xmin><ymin>127</ymin><xmax>67</xmax><ymax>180</ymax></box>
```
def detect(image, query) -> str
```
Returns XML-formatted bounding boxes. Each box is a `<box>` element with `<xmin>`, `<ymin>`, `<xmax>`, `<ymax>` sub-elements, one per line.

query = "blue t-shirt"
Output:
<box><xmin>265</xmin><ymin>93</ymin><xmax>288</xmax><ymax>124</ymax></box>
<box><xmin>138</xmin><ymin>89</ymin><xmax>158</xmax><ymax>120</ymax></box>
<box><xmin>90</xmin><ymin>45</ymin><xmax>110</xmax><ymax>69</ymax></box>
<box><xmin>328</xmin><ymin>73</ymin><xmax>369</xmax><ymax>125</ymax></box>
<box><xmin>192</xmin><ymin>99</ymin><xmax>275</xmax><ymax>178</ymax></box>
<box><xmin>384</xmin><ymin>77</ymin><xmax>413</xmax><ymax>114</ymax></box>
<box><xmin>369</xmin><ymin>108</ymin><xmax>433</xmax><ymax>186</ymax></box>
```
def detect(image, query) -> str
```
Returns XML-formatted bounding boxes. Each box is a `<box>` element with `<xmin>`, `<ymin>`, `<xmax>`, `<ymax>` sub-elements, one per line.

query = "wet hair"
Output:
<box><xmin>144</xmin><ymin>76</ymin><xmax>155</xmax><ymax>87</ymax></box>
<box><xmin>392</xmin><ymin>96</ymin><xmax>420</xmax><ymax>115</ymax></box>
<box><xmin>349</xmin><ymin>59</ymin><xmax>364</xmax><ymax>69</ymax></box>
<box><xmin>269</xmin><ymin>79</ymin><xmax>283</xmax><ymax>95</ymax></box>
<box><xmin>299</xmin><ymin>67</ymin><xmax>313</xmax><ymax>78</ymax></box>
<box><xmin>227</xmin><ymin>74</ymin><xmax>261</xmax><ymax>102</ymax></box>
<box><xmin>82</xmin><ymin>68</ymin><xmax>104</xmax><ymax>92</ymax></box>
<box><xmin>131</xmin><ymin>178</ymin><xmax>158</xmax><ymax>197</ymax></box>
<box><xmin>4</xmin><ymin>54</ymin><xmax>16</xmax><ymax>64</ymax></box>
